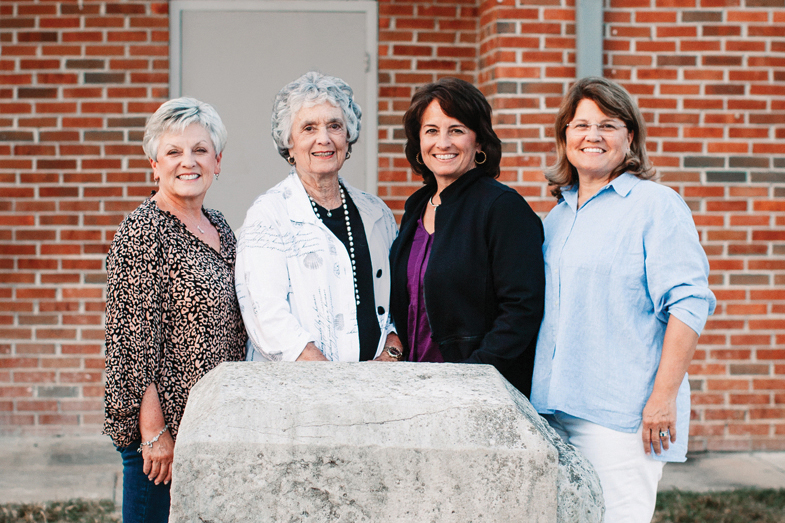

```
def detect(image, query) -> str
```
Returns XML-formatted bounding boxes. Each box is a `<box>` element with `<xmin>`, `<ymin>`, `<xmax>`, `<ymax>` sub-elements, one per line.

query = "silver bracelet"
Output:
<box><xmin>137</xmin><ymin>424</ymin><xmax>168</xmax><ymax>453</ymax></box>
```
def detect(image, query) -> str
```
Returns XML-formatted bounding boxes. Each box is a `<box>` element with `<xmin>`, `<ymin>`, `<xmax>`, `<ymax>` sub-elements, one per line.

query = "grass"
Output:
<box><xmin>0</xmin><ymin>500</ymin><xmax>118</xmax><ymax>523</ymax></box>
<box><xmin>1</xmin><ymin>490</ymin><xmax>785</xmax><ymax>522</ymax></box>
<box><xmin>654</xmin><ymin>488</ymin><xmax>785</xmax><ymax>523</ymax></box>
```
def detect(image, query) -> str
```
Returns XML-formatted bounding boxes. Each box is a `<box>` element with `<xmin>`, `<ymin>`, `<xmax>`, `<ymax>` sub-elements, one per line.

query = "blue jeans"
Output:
<box><xmin>118</xmin><ymin>442</ymin><xmax>171</xmax><ymax>523</ymax></box>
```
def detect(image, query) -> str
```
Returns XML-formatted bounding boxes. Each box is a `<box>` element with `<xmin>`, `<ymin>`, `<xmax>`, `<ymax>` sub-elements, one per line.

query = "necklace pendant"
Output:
<box><xmin>197</xmin><ymin>225</ymin><xmax>205</xmax><ymax>234</ymax></box>
<box><xmin>326</xmin><ymin>210</ymin><xmax>332</xmax><ymax>217</ymax></box>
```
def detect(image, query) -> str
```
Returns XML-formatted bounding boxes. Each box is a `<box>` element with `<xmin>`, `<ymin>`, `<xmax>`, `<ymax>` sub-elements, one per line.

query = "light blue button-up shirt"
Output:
<box><xmin>531</xmin><ymin>173</ymin><xmax>716</xmax><ymax>462</ymax></box>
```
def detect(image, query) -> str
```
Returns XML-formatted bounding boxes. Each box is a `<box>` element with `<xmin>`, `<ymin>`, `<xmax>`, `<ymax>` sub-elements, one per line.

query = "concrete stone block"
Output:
<box><xmin>171</xmin><ymin>362</ymin><xmax>603</xmax><ymax>522</ymax></box>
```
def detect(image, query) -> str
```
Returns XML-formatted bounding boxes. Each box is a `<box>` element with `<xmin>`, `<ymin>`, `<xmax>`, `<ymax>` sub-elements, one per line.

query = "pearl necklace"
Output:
<box><xmin>308</xmin><ymin>184</ymin><xmax>360</xmax><ymax>306</ymax></box>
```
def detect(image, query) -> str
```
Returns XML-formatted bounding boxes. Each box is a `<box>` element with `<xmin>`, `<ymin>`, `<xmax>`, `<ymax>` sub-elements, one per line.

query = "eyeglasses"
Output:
<box><xmin>566</xmin><ymin>121</ymin><xmax>627</xmax><ymax>136</ymax></box>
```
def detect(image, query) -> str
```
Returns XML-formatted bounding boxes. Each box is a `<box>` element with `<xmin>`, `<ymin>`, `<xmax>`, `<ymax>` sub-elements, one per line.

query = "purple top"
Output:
<box><xmin>406</xmin><ymin>216</ymin><xmax>444</xmax><ymax>363</ymax></box>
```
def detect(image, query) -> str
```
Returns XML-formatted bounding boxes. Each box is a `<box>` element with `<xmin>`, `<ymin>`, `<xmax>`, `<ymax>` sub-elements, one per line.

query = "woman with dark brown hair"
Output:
<box><xmin>389</xmin><ymin>77</ymin><xmax>545</xmax><ymax>395</ymax></box>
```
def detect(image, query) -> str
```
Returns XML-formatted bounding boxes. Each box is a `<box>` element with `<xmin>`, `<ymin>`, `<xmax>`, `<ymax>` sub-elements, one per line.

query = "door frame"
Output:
<box><xmin>169</xmin><ymin>0</ymin><xmax>380</xmax><ymax>194</ymax></box>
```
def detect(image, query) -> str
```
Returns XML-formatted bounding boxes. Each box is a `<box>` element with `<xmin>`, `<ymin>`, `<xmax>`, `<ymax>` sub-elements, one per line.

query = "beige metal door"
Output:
<box><xmin>170</xmin><ymin>1</ymin><xmax>378</xmax><ymax>229</ymax></box>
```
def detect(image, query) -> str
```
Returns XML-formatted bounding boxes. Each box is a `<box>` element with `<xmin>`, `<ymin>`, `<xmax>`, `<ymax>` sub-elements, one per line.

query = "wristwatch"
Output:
<box><xmin>383</xmin><ymin>345</ymin><xmax>404</xmax><ymax>361</ymax></box>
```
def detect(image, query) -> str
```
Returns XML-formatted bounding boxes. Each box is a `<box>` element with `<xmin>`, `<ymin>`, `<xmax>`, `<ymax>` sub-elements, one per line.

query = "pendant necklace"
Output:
<box><xmin>184</xmin><ymin>212</ymin><xmax>206</xmax><ymax>234</ymax></box>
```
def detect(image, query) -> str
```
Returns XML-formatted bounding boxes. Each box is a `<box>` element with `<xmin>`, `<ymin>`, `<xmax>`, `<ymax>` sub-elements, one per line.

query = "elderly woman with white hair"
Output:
<box><xmin>236</xmin><ymin>71</ymin><xmax>402</xmax><ymax>363</ymax></box>
<box><xmin>104</xmin><ymin>97</ymin><xmax>247</xmax><ymax>522</ymax></box>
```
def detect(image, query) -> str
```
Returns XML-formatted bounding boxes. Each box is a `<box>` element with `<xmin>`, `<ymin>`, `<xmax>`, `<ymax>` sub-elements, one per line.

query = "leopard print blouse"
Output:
<box><xmin>103</xmin><ymin>197</ymin><xmax>247</xmax><ymax>448</ymax></box>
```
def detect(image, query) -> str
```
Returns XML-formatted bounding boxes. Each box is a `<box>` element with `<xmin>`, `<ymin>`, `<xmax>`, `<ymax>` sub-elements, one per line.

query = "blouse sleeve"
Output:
<box><xmin>235</xmin><ymin>202</ymin><xmax>313</xmax><ymax>361</ymax></box>
<box><xmin>643</xmin><ymin>190</ymin><xmax>716</xmax><ymax>335</ymax></box>
<box><xmin>103</xmin><ymin>214</ymin><xmax>165</xmax><ymax>448</ymax></box>
<box><xmin>464</xmin><ymin>191</ymin><xmax>546</xmax><ymax>367</ymax></box>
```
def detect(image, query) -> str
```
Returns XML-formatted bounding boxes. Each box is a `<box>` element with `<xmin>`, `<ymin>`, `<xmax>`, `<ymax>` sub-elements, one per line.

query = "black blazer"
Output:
<box><xmin>389</xmin><ymin>168</ymin><xmax>545</xmax><ymax>396</ymax></box>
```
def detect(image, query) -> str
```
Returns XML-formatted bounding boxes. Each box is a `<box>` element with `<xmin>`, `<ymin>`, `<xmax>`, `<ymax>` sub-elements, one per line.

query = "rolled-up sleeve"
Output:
<box><xmin>643</xmin><ymin>190</ymin><xmax>717</xmax><ymax>336</ymax></box>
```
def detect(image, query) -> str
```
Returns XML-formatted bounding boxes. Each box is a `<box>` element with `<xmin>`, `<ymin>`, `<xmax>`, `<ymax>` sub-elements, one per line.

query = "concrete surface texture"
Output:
<box><xmin>658</xmin><ymin>451</ymin><xmax>785</xmax><ymax>492</ymax></box>
<box><xmin>502</xmin><ymin>374</ymin><xmax>605</xmax><ymax>522</ymax></box>
<box><xmin>170</xmin><ymin>362</ymin><xmax>603</xmax><ymax>522</ymax></box>
<box><xmin>0</xmin><ymin>435</ymin><xmax>121</xmax><ymax>505</ymax></box>
<box><xmin>1</xmin><ymin>416</ymin><xmax>783</xmax><ymax>510</ymax></box>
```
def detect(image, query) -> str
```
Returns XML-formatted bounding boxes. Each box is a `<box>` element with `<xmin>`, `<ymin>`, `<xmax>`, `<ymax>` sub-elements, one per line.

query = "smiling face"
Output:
<box><xmin>419</xmin><ymin>100</ymin><xmax>481</xmax><ymax>188</ymax></box>
<box><xmin>566</xmin><ymin>98</ymin><xmax>633</xmax><ymax>183</ymax></box>
<box><xmin>288</xmin><ymin>102</ymin><xmax>349</xmax><ymax>181</ymax></box>
<box><xmin>151</xmin><ymin>123</ymin><xmax>221</xmax><ymax>205</ymax></box>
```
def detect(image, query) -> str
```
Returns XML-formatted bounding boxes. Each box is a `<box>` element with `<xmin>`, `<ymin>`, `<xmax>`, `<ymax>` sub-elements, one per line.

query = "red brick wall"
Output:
<box><xmin>0</xmin><ymin>0</ymin><xmax>168</xmax><ymax>435</ymax></box>
<box><xmin>377</xmin><ymin>0</ymin><xmax>480</xmax><ymax>211</ymax></box>
<box><xmin>476</xmin><ymin>0</ymin><xmax>575</xmax><ymax>212</ymax></box>
<box><xmin>378</xmin><ymin>0</ymin><xmax>785</xmax><ymax>452</ymax></box>
<box><xmin>601</xmin><ymin>1</ymin><xmax>785</xmax><ymax>452</ymax></box>
<box><xmin>2</xmin><ymin>0</ymin><xmax>783</xmax><ymax>451</ymax></box>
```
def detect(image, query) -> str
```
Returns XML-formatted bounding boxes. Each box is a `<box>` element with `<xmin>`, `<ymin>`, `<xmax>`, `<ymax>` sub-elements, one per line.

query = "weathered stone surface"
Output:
<box><xmin>171</xmin><ymin>362</ymin><xmax>603</xmax><ymax>522</ymax></box>
<box><xmin>502</xmin><ymin>380</ymin><xmax>605</xmax><ymax>522</ymax></box>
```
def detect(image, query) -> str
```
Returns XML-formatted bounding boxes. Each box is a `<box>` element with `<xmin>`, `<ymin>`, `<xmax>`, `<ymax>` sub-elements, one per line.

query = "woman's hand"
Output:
<box><xmin>296</xmin><ymin>342</ymin><xmax>330</xmax><ymax>361</ymax></box>
<box><xmin>641</xmin><ymin>315</ymin><xmax>699</xmax><ymax>456</ymax></box>
<box><xmin>141</xmin><ymin>428</ymin><xmax>174</xmax><ymax>485</ymax></box>
<box><xmin>641</xmin><ymin>392</ymin><xmax>677</xmax><ymax>456</ymax></box>
<box><xmin>374</xmin><ymin>332</ymin><xmax>404</xmax><ymax>362</ymax></box>
<box><xmin>374</xmin><ymin>351</ymin><xmax>398</xmax><ymax>362</ymax></box>
<box><xmin>139</xmin><ymin>383</ymin><xmax>173</xmax><ymax>485</ymax></box>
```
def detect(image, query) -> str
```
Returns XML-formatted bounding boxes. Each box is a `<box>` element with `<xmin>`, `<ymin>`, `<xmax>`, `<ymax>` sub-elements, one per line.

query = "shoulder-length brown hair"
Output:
<box><xmin>545</xmin><ymin>77</ymin><xmax>655</xmax><ymax>200</ymax></box>
<box><xmin>403</xmin><ymin>77</ymin><xmax>501</xmax><ymax>185</ymax></box>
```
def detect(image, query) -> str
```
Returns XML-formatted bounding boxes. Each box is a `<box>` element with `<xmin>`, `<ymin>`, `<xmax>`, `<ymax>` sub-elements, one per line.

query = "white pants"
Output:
<box><xmin>545</xmin><ymin>412</ymin><xmax>665</xmax><ymax>523</ymax></box>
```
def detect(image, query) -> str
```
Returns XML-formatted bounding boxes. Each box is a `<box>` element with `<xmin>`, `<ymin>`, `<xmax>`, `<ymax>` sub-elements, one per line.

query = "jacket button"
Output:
<box><xmin>376</xmin><ymin>269</ymin><xmax>382</xmax><ymax>278</ymax></box>
<box><xmin>377</xmin><ymin>306</ymin><xmax>385</xmax><ymax>315</ymax></box>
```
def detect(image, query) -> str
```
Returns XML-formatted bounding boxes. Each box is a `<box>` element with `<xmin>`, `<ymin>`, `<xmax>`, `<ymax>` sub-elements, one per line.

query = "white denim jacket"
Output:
<box><xmin>236</xmin><ymin>169</ymin><xmax>398</xmax><ymax>362</ymax></box>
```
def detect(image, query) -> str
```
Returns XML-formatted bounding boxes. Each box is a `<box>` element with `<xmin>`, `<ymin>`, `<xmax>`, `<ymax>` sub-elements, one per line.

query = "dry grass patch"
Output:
<box><xmin>0</xmin><ymin>500</ymin><xmax>118</xmax><ymax>523</ymax></box>
<box><xmin>654</xmin><ymin>489</ymin><xmax>785</xmax><ymax>523</ymax></box>
<box><xmin>3</xmin><ymin>490</ymin><xmax>785</xmax><ymax>522</ymax></box>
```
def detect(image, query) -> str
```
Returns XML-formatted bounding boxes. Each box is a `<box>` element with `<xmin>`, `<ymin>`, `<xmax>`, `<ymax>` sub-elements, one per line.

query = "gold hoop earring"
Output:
<box><xmin>287</xmin><ymin>156</ymin><xmax>296</xmax><ymax>166</ymax></box>
<box><xmin>416</xmin><ymin>153</ymin><xmax>424</xmax><ymax>165</ymax></box>
<box><xmin>475</xmin><ymin>151</ymin><xmax>487</xmax><ymax>165</ymax></box>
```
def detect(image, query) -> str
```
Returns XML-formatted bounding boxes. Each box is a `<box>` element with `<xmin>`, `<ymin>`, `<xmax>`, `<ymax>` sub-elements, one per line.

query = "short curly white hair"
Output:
<box><xmin>143</xmin><ymin>97</ymin><xmax>227</xmax><ymax>161</ymax></box>
<box><xmin>271</xmin><ymin>71</ymin><xmax>362</xmax><ymax>160</ymax></box>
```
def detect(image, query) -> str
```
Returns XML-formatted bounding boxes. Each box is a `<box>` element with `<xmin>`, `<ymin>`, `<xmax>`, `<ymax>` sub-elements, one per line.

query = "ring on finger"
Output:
<box><xmin>659</xmin><ymin>430</ymin><xmax>669</xmax><ymax>438</ymax></box>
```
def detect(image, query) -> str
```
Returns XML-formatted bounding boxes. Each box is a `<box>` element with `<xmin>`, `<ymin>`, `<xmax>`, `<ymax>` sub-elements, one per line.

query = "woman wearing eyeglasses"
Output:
<box><xmin>530</xmin><ymin>77</ymin><xmax>715</xmax><ymax>522</ymax></box>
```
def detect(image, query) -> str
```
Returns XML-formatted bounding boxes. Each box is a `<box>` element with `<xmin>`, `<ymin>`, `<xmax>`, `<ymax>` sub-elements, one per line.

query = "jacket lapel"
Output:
<box><xmin>284</xmin><ymin>169</ymin><xmax>319</xmax><ymax>225</ymax></box>
<box><xmin>344</xmin><ymin>179</ymin><xmax>382</xmax><ymax>239</ymax></box>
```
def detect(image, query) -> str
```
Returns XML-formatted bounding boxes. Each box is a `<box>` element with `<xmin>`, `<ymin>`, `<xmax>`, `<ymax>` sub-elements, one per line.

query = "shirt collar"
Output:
<box><xmin>561</xmin><ymin>172</ymin><xmax>641</xmax><ymax>210</ymax></box>
<box><xmin>608</xmin><ymin>172</ymin><xmax>641</xmax><ymax>197</ymax></box>
<box><xmin>438</xmin><ymin>167</ymin><xmax>486</xmax><ymax>205</ymax></box>
<box><xmin>285</xmin><ymin>168</ymin><xmax>382</xmax><ymax>233</ymax></box>
<box><xmin>285</xmin><ymin>168</ymin><xmax>318</xmax><ymax>224</ymax></box>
